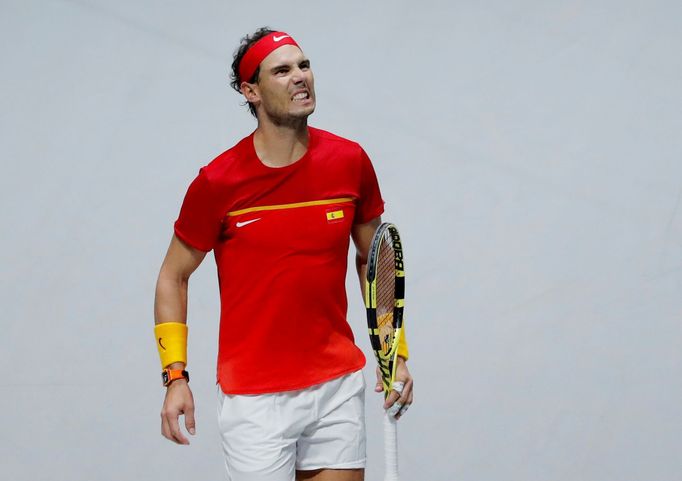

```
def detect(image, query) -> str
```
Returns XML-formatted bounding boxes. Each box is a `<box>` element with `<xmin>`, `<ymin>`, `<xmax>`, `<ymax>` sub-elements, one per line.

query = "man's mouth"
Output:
<box><xmin>292</xmin><ymin>91</ymin><xmax>310</xmax><ymax>102</ymax></box>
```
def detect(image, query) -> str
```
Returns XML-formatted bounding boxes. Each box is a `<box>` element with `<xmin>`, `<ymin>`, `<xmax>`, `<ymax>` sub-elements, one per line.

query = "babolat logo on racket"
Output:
<box><xmin>389</xmin><ymin>228</ymin><xmax>404</xmax><ymax>270</ymax></box>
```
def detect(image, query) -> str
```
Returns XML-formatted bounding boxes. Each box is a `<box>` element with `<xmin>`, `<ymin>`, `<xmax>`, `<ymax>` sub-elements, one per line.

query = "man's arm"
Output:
<box><xmin>154</xmin><ymin>234</ymin><xmax>207</xmax><ymax>444</ymax></box>
<box><xmin>351</xmin><ymin>217</ymin><xmax>414</xmax><ymax>419</ymax></box>
<box><xmin>351</xmin><ymin>216</ymin><xmax>382</xmax><ymax>296</ymax></box>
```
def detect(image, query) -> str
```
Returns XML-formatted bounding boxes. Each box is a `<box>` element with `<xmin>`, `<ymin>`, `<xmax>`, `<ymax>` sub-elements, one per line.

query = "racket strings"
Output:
<box><xmin>376</xmin><ymin>231</ymin><xmax>397</xmax><ymax>354</ymax></box>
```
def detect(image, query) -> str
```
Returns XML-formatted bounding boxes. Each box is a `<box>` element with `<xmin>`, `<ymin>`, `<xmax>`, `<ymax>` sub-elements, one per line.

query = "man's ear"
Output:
<box><xmin>240</xmin><ymin>81</ymin><xmax>260</xmax><ymax>106</ymax></box>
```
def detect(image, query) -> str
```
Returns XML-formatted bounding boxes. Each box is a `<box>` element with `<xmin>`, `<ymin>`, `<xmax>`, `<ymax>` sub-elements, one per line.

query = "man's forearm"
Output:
<box><xmin>153</xmin><ymin>236</ymin><xmax>207</xmax><ymax>371</ymax></box>
<box><xmin>154</xmin><ymin>271</ymin><xmax>189</xmax><ymax>325</ymax></box>
<box><xmin>355</xmin><ymin>254</ymin><xmax>367</xmax><ymax>300</ymax></box>
<box><xmin>154</xmin><ymin>273</ymin><xmax>190</xmax><ymax>370</ymax></box>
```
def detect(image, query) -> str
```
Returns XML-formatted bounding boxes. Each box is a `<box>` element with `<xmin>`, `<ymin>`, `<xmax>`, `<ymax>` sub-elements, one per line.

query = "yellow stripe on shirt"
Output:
<box><xmin>228</xmin><ymin>197</ymin><xmax>354</xmax><ymax>217</ymax></box>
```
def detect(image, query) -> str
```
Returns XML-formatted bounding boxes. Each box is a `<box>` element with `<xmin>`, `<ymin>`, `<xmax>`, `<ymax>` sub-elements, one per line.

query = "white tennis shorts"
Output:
<box><xmin>216</xmin><ymin>370</ymin><xmax>366</xmax><ymax>481</ymax></box>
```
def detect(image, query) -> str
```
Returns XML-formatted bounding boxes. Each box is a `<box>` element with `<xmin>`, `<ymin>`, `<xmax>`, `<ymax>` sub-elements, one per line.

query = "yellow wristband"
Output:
<box><xmin>397</xmin><ymin>325</ymin><xmax>409</xmax><ymax>360</ymax></box>
<box><xmin>154</xmin><ymin>322</ymin><xmax>188</xmax><ymax>369</ymax></box>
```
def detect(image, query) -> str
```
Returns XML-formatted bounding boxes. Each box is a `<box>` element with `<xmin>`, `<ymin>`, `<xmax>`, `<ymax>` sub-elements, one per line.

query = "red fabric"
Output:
<box><xmin>238</xmin><ymin>32</ymin><xmax>300</xmax><ymax>83</ymax></box>
<box><xmin>174</xmin><ymin>127</ymin><xmax>385</xmax><ymax>394</ymax></box>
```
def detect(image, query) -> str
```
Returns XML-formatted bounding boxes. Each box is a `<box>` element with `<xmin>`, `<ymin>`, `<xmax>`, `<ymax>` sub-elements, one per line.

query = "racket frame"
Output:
<box><xmin>365</xmin><ymin>222</ymin><xmax>405</xmax><ymax>395</ymax></box>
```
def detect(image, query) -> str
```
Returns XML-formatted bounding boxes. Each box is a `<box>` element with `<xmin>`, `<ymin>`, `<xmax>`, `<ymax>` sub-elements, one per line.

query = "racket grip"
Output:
<box><xmin>383</xmin><ymin>410</ymin><xmax>399</xmax><ymax>481</ymax></box>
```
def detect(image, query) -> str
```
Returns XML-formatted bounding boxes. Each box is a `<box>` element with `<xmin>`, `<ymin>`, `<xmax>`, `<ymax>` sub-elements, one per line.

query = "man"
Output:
<box><xmin>154</xmin><ymin>27</ymin><xmax>414</xmax><ymax>481</ymax></box>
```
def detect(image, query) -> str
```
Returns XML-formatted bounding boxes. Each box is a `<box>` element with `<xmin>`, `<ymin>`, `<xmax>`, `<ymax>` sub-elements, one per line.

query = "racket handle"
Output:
<box><xmin>383</xmin><ymin>410</ymin><xmax>399</xmax><ymax>481</ymax></box>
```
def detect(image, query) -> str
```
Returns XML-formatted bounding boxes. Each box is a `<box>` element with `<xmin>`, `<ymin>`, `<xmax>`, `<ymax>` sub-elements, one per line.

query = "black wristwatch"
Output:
<box><xmin>162</xmin><ymin>368</ymin><xmax>190</xmax><ymax>387</ymax></box>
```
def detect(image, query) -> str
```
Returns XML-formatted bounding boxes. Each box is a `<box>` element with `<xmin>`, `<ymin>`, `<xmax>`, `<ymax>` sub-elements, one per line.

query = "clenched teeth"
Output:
<box><xmin>293</xmin><ymin>92</ymin><xmax>309</xmax><ymax>100</ymax></box>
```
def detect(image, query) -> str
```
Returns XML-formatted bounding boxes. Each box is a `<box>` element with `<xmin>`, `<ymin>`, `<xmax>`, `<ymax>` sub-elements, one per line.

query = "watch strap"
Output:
<box><xmin>162</xmin><ymin>368</ymin><xmax>189</xmax><ymax>387</ymax></box>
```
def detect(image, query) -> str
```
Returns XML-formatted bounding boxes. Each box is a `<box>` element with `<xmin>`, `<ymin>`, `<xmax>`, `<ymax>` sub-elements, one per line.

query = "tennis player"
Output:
<box><xmin>153</xmin><ymin>27</ymin><xmax>414</xmax><ymax>481</ymax></box>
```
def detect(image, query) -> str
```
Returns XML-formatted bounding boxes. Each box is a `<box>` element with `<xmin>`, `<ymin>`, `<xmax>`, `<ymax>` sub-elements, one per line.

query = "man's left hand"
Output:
<box><xmin>375</xmin><ymin>356</ymin><xmax>414</xmax><ymax>420</ymax></box>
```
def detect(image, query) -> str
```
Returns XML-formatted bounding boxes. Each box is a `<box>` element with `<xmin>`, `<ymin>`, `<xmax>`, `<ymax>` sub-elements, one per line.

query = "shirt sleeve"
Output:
<box><xmin>173</xmin><ymin>168</ymin><xmax>223</xmax><ymax>252</ymax></box>
<box><xmin>354</xmin><ymin>148</ymin><xmax>385</xmax><ymax>224</ymax></box>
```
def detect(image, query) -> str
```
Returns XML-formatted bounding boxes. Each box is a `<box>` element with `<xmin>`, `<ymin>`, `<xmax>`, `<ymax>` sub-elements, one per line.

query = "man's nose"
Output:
<box><xmin>291</xmin><ymin>67</ymin><xmax>306</xmax><ymax>84</ymax></box>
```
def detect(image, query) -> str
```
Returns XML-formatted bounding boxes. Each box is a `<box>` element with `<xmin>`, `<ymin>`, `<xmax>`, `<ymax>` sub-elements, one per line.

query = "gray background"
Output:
<box><xmin>2</xmin><ymin>1</ymin><xmax>681</xmax><ymax>480</ymax></box>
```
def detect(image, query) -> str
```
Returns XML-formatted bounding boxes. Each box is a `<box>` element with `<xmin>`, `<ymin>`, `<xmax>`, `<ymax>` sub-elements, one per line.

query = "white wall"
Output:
<box><xmin>2</xmin><ymin>1</ymin><xmax>681</xmax><ymax>480</ymax></box>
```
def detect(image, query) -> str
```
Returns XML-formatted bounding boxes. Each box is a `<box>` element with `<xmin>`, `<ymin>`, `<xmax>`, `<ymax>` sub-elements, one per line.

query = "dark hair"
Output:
<box><xmin>229</xmin><ymin>27</ymin><xmax>276</xmax><ymax>117</ymax></box>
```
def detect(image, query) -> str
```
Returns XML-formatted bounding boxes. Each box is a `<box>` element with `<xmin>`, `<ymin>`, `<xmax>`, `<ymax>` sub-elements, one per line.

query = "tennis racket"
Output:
<box><xmin>365</xmin><ymin>222</ymin><xmax>405</xmax><ymax>481</ymax></box>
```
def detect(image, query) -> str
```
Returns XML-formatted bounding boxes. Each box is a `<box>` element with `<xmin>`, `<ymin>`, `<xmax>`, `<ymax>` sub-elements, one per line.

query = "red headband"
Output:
<box><xmin>238</xmin><ymin>32</ymin><xmax>300</xmax><ymax>83</ymax></box>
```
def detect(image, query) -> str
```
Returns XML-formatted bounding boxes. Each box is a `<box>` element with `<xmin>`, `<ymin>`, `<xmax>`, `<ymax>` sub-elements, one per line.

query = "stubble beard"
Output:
<box><xmin>263</xmin><ymin>101</ymin><xmax>315</xmax><ymax>128</ymax></box>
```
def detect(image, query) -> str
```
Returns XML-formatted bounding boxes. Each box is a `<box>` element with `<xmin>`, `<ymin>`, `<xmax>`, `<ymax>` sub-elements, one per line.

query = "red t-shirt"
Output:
<box><xmin>174</xmin><ymin>126</ymin><xmax>385</xmax><ymax>394</ymax></box>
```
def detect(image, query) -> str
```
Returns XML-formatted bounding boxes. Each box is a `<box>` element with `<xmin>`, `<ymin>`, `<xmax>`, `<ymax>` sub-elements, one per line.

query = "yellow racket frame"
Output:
<box><xmin>365</xmin><ymin>223</ymin><xmax>405</xmax><ymax>396</ymax></box>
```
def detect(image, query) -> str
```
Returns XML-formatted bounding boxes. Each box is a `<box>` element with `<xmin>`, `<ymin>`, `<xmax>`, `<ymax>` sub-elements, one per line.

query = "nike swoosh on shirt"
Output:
<box><xmin>236</xmin><ymin>218</ymin><xmax>262</xmax><ymax>228</ymax></box>
<box><xmin>273</xmin><ymin>35</ymin><xmax>290</xmax><ymax>42</ymax></box>
<box><xmin>158</xmin><ymin>337</ymin><xmax>166</xmax><ymax>351</ymax></box>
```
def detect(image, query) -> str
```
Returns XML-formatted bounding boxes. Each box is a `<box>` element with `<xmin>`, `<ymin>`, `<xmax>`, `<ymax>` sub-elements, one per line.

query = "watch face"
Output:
<box><xmin>161</xmin><ymin>369</ymin><xmax>188</xmax><ymax>386</ymax></box>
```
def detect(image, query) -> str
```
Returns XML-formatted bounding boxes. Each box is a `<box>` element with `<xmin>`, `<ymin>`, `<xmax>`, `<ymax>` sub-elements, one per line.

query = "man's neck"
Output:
<box><xmin>253</xmin><ymin>119</ymin><xmax>310</xmax><ymax>168</ymax></box>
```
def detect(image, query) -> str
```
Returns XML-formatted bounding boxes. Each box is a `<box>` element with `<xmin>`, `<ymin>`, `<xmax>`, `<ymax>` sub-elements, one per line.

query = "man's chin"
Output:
<box><xmin>264</xmin><ymin>103</ymin><xmax>316</xmax><ymax>126</ymax></box>
<box><xmin>268</xmin><ymin>112</ymin><xmax>313</xmax><ymax>128</ymax></box>
<box><xmin>286</xmin><ymin>105</ymin><xmax>316</xmax><ymax>122</ymax></box>
<box><xmin>292</xmin><ymin>103</ymin><xmax>315</xmax><ymax>117</ymax></box>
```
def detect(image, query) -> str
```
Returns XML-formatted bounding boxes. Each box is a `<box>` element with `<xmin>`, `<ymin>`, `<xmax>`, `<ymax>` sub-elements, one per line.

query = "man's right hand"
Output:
<box><xmin>160</xmin><ymin>379</ymin><xmax>196</xmax><ymax>445</ymax></box>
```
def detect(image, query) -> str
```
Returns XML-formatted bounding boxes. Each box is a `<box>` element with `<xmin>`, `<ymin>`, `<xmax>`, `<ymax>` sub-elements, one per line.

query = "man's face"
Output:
<box><xmin>251</xmin><ymin>45</ymin><xmax>316</xmax><ymax>124</ymax></box>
